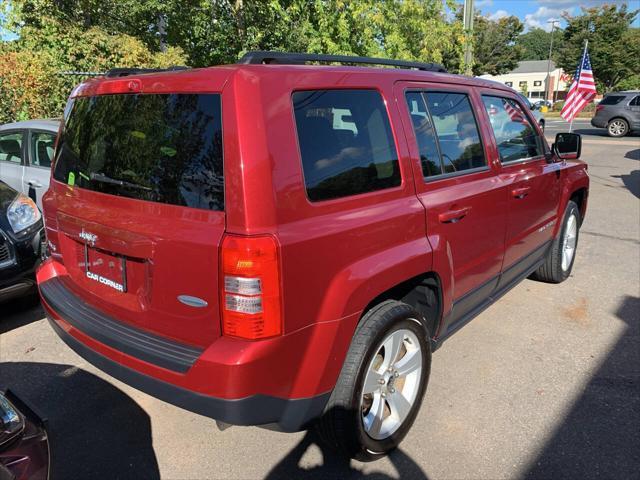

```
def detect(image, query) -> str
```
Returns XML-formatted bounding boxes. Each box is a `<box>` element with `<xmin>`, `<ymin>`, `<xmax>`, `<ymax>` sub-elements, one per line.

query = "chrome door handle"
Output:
<box><xmin>27</xmin><ymin>180</ymin><xmax>43</xmax><ymax>188</ymax></box>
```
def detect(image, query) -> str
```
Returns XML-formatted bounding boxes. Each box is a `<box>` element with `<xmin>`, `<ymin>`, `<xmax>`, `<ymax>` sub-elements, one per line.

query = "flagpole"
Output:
<box><xmin>569</xmin><ymin>39</ymin><xmax>589</xmax><ymax>133</ymax></box>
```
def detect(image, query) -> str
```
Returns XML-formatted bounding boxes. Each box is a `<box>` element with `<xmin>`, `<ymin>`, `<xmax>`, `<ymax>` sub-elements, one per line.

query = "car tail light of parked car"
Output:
<box><xmin>221</xmin><ymin>235</ymin><xmax>282</xmax><ymax>340</ymax></box>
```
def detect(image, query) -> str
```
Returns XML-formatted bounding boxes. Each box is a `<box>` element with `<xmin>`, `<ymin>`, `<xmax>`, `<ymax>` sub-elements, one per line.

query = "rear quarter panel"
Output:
<box><xmin>225</xmin><ymin>67</ymin><xmax>433</xmax><ymax>379</ymax></box>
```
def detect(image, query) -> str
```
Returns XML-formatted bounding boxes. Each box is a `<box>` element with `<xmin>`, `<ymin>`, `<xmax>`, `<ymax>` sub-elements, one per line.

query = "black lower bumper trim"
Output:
<box><xmin>47</xmin><ymin>316</ymin><xmax>330</xmax><ymax>432</ymax></box>
<box><xmin>40</xmin><ymin>277</ymin><xmax>203</xmax><ymax>373</ymax></box>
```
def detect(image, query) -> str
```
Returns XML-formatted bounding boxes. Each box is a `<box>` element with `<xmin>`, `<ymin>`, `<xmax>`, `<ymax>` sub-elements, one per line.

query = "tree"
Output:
<box><xmin>6</xmin><ymin>0</ymin><xmax>465</xmax><ymax>69</ymax></box>
<box><xmin>557</xmin><ymin>4</ymin><xmax>639</xmax><ymax>93</ymax></box>
<box><xmin>0</xmin><ymin>16</ymin><xmax>186</xmax><ymax>123</ymax></box>
<box><xmin>463</xmin><ymin>12</ymin><xmax>524</xmax><ymax>76</ymax></box>
<box><xmin>517</xmin><ymin>27</ymin><xmax>564</xmax><ymax>61</ymax></box>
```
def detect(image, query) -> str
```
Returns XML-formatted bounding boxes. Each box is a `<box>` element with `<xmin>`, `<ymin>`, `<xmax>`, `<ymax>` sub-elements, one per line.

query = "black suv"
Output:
<box><xmin>591</xmin><ymin>90</ymin><xmax>640</xmax><ymax>137</ymax></box>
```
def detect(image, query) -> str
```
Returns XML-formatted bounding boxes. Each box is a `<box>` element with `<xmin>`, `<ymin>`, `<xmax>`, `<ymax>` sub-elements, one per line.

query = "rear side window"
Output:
<box><xmin>53</xmin><ymin>94</ymin><xmax>224</xmax><ymax>211</ymax></box>
<box><xmin>482</xmin><ymin>95</ymin><xmax>543</xmax><ymax>162</ymax></box>
<box><xmin>405</xmin><ymin>91</ymin><xmax>486</xmax><ymax>175</ymax></box>
<box><xmin>293</xmin><ymin>89</ymin><xmax>400</xmax><ymax>202</ymax></box>
<box><xmin>630</xmin><ymin>96</ymin><xmax>640</xmax><ymax>106</ymax></box>
<box><xmin>405</xmin><ymin>92</ymin><xmax>443</xmax><ymax>178</ymax></box>
<box><xmin>599</xmin><ymin>95</ymin><xmax>625</xmax><ymax>106</ymax></box>
<box><xmin>31</xmin><ymin>131</ymin><xmax>56</xmax><ymax>168</ymax></box>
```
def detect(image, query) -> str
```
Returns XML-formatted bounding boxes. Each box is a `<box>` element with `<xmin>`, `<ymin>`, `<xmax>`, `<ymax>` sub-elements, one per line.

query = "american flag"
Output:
<box><xmin>504</xmin><ymin>99</ymin><xmax>527</xmax><ymax>125</ymax></box>
<box><xmin>561</xmin><ymin>45</ymin><xmax>597</xmax><ymax>122</ymax></box>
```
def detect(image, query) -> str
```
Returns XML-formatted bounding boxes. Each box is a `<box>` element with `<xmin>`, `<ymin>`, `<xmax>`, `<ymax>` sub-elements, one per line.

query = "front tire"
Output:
<box><xmin>315</xmin><ymin>300</ymin><xmax>431</xmax><ymax>461</ymax></box>
<box><xmin>532</xmin><ymin>200</ymin><xmax>581</xmax><ymax>283</ymax></box>
<box><xmin>607</xmin><ymin>118</ymin><xmax>629</xmax><ymax>137</ymax></box>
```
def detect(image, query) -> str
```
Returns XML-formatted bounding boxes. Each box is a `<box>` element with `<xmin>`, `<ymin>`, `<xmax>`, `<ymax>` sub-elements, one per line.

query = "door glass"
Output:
<box><xmin>0</xmin><ymin>132</ymin><xmax>23</xmax><ymax>164</ymax></box>
<box><xmin>30</xmin><ymin>132</ymin><xmax>56</xmax><ymax>168</ymax></box>
<box><xmin>630</xmin><ymin>96</ymin><xmax>640</xmax><ymax>106</ymax></box>
<box><xmin>482</xmin><ymin>95</ymin><xmax>543</xmax><ymax>163</ymax></box>
<box><xmin>424</xmin><ymin>92</ymin><xmax>486</xmax><ymax>173</ymax></box>
<box><xmin>405</xmin><ymin>92</ymin><xmax>443</xmax><ymax>178</ymax></box>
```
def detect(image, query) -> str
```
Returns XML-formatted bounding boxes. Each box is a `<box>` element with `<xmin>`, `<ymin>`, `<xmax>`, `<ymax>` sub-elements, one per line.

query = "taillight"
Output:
<box><xmin>596</xmin><ymin>105</ymin><xmax>604</xmax><ymax>112</ymax></box>
<box><xmin>221</xmin><ymin>235</ymin><xmax>282</xmax><ymax>340</ymax></box>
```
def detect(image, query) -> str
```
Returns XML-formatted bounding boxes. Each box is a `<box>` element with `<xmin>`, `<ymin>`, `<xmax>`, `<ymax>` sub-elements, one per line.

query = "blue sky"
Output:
<box><xmin>469</xmin><ymin>0</ymin><xmax>640</xmax><ymax>31</ymax></box>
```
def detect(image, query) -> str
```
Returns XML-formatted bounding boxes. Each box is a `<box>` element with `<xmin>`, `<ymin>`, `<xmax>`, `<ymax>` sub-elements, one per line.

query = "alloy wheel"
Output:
<box><xmin>360</xmin><ymin>328</ymin><xmax>422</xmax><ymax>440</ymax></box>
<box><xmin>561</xmin><ymin>213</ymin><xmax>578</xmax><ymax>271</ymax></box>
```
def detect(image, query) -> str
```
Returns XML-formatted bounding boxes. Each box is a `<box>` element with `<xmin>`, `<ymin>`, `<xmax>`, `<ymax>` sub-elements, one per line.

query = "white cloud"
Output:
<box><xmin>476</xmin><ymin>0</ymin><xmax>494</xmax><ymax>7</ymax></box>
<box><xmin>488</xmin><ymin>9</ymin><xmax>509</xmax><ymax>21</ymax></box>
<box><xmin>524</xmin><ymin>6</ymin><xmax>572</xmax><ymax>31</ymax></box>
<box><xmin>536</xmin><ymin>0</ymin><xmax>628</xmax><ymax>5</ymax></box>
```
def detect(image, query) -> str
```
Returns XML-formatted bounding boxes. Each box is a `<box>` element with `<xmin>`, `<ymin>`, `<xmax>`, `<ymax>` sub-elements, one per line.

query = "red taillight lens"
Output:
<box><xmin>596</xmin><ymin>105</ymin><xmax>604</xmax><ymax>112</ymax></box>
<box><xmin>221</xmin><ymin>235</ymin><xmax>282</xmax><ymax>340</ymax></box>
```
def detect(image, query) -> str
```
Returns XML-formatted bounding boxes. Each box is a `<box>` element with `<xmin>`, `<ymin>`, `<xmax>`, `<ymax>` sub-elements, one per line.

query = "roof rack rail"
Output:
<box><xmin>238</xmin><ymin>51</ymin><xmax>447</xmax><ymax>73</ymax></box>
<box><xmin>104</xmin><ymin>66</ymin><xmax>190</xmax><ymax>78</ymax></box>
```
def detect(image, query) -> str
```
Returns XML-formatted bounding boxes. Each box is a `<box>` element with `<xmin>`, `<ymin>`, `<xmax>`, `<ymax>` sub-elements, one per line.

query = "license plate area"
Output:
<box><xmin>84</xmin><ymin>245</ymin><xmax>127</xmax><ymax>293</ymax></box>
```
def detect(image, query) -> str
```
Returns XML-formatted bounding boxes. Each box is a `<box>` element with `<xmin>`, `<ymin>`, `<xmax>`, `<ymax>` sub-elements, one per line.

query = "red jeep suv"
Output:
<box><xmin>37</xmin><ymin>51</ymin><xmax>589</xmax><ymax>460</ymax></box>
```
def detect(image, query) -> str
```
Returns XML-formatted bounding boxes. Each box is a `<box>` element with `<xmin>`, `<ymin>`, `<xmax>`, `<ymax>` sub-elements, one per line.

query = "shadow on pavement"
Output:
<box><xmin>0</xmin><ymin>362</ymin><xmax>160</xmax><ymax>480</ymax></box>
<box><xmin>610</xmin><ymin>170</ymin><xmax>640</xmax><ymax>199</ymax></box>
<box><xmin>572</xmin><ymin>128</ymin><xmax>640</xmax><ymax>138</ymax></box>
<box><xmin>625</xmin><ymin>148</ymin><xmax>639</xmax><ymax>161</ymax></box>
<box><xmin>265</xmin><ymin>428</ymin><xmax>428</xmax><ymax>479</ymax></box>
<box><xmin>0</xmin><ymin>293</ymin><xmax>44</xmax><ymax>334</ymax></box>
<box><xmin>524</xmin><ymin>295</ymin><xmax>640</xmax><ymax>479</ymax></box>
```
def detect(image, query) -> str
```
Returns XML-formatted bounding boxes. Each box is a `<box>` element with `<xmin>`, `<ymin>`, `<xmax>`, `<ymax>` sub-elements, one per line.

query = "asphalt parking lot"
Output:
<box><xmin>1</xmin><ymin>118</ymin><xmax>638</xmax><ymax>480</ymax></box>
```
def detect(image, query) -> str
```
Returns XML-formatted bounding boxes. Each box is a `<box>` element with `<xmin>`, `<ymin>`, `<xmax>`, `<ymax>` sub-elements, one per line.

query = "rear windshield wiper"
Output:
<box><xmin>90</xmin><ymin>172</ymin><xmax>152</xmax><ymax>191</ymax></box>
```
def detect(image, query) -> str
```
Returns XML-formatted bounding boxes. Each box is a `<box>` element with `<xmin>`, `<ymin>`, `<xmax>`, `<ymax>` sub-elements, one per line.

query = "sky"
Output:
<box><xmin>470</xmin><ymin>0</ymin><xmax>640</xmax><ymax>31</ymax></box>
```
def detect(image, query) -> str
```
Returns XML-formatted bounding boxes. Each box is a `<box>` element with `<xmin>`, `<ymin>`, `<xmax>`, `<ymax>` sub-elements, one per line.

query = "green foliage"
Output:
<box><xmin>0</xmin><ymin>15</ymin><xmax>186</xmax><ymax>123</ymax></box>
<box><xmin>557</xmin><ymin>5</ymin><xmax>639</xmax><ymax>93</ymax></box>
<box><xmin>616</xmin><ymin>74</ymin><xmax>640</xmax><ymax>91</ymax></box>
<box><xmin>6</xmin><ymin>0</ymin><xmax>464</xmax><ymax>69</ymax></box>
<box><xmin>517</xmin><ymin>27</ymin><xmax>564</xmax><ymax>61</ymax></box>
<box><xmin>463</xmin><ymin>11</ymin><xmax>524</xmax><ymax>76</ymax></box>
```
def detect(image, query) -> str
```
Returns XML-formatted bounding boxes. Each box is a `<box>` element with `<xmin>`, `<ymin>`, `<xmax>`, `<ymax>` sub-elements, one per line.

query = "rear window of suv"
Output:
<box><xmin>53</xmin><ymin>94</ymin><xmax>224</xmax><ymax>211</ymax></box>
<box><xmin>293</xmin><ymin>89</ymin><xmax>400</xmax><ymax>202</ymax></box>
<box><xmin>599</xmin><ymin>95</ymin><xmax>625</xmax><ymax>106</ymax></box>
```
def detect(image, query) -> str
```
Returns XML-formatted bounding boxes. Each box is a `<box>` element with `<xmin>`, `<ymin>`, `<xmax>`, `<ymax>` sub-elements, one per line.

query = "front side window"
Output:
<box><xmin>53</xmin><ymin>94</ymin><xmax>224</xmax><ymax>211</ymax></box>
<box><xmin>482</xmin><ymin>95</ymin><xmax>543</xmax><ymax>163</ymax></box>
<box><xmin>0</xmin><ymin>132</ymin><xmax>23</xmax><ymax>164</ymax></box>
<box><xmin>293</xmin><ymin>89</ymin><xmax>400</xmax><ymax>202</ymax></box>
<box><xmin>31</xmin><ymin>131</ymin><xmax>56</xmax><ymax>168</ymax></box>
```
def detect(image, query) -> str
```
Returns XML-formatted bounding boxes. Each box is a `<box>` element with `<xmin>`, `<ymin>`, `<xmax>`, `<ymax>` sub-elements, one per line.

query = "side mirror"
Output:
<box><xmin>552</xmin><ymin>132</ymin><xmax>581</xmax><ymax>160</ymax></box>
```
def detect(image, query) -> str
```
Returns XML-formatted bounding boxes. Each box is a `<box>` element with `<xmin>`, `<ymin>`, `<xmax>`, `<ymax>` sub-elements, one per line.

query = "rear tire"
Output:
<box><xmin>532</xmin><ymin>200</ymin><xmax>580</xmax><ymax>283</ymax></box>
<box><xmin>315</xmin><ymin>300</ymin><xmax>431</xmax><ymax>461</ymax></box>
<box><xmin>607</xmin><ymin>118</ymin><xmax>629</xmax><ymax>137</ymax></box>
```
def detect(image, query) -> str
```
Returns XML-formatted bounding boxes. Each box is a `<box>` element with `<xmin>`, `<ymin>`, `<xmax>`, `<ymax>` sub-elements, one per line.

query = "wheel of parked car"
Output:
<box><xmin>315</xmin><ymin>300</ymin><xmax>431</xmax><ymax>461</ymax></box>
<box><xmin>607</xmin><ymin>118</ymin><xmax>629</xmax><ymax>137</ymax></box>
<box><xmin>539</xmin><ymin>119</ymin><xmax>545</xmax><ymax>132</ymax></box>
<box><xmin>532</xmin><ymin>200</ymin><xmax>581</xmax><ymax>283</ymax></box>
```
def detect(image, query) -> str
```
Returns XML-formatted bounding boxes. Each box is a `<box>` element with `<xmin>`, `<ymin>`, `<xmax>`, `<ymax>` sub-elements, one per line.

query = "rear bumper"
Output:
<box><xmin>46</xmin><ymin>316</ymin><xmax>329</xmax><ymax>431</ymax></box>
<box><xmin>590</xmin><ymin>116</ymin><xmax>607</xmax><ymax>128</ymax></box>
<box><xmin>37</xmin><ymin>259</ymin><xmax>352</xmax><ymax>431</ymax></box>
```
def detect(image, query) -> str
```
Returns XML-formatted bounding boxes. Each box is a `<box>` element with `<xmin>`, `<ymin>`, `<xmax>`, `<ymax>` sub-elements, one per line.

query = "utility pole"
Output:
<box><xmin>545</xmin><ymin>19</ymin><xmax>559</xmax><ymax>104</ymax></box>
<box><xmin>463</xmin><ymin>0</ymin><xmax>475</xmax><ymax>76</ymax></box>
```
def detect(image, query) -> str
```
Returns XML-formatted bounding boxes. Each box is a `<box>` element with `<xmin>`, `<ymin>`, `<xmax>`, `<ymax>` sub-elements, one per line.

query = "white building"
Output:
<box><xmin>480</xmin><ymin>60</ymin><xmax>569</xmax><ymax>102</ymax></box>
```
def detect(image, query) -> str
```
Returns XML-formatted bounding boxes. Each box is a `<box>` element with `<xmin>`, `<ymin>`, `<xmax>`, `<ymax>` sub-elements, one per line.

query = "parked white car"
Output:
<box><xmin>0</xmin><ymin>119</ymin><xmax>60</xmax><ymax>210</ymax></box>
